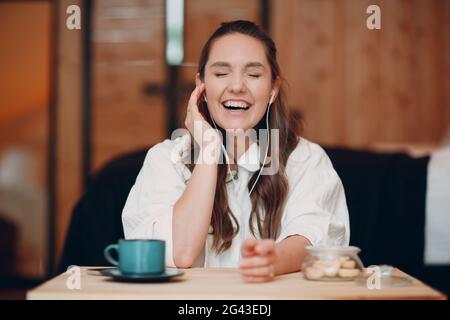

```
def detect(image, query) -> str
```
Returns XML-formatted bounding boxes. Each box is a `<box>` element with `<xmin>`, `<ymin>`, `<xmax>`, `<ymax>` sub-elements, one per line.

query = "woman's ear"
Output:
<box><xmin>270</xmin><ymin>76</ymin><xmax>282</xmax><ymax>104</ymax></box>
<box><xmin>195</xmin><ymin>73</ymin><xmax>203</xmax><ymax>87</ymax></box>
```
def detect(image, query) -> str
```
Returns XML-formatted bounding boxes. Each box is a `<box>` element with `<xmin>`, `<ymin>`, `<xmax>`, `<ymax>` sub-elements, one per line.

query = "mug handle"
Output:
<box><xmin>104</xmin><ymin>244</ymin><xmax>119</xmax><ymax>266</ymax></box>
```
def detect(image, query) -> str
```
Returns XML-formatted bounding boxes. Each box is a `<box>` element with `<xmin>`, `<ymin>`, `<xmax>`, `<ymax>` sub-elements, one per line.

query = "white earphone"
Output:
<box><xmin>269</xmin><ymin>90</ymin><xmax>276</xmax><ymax>105</ymax></box>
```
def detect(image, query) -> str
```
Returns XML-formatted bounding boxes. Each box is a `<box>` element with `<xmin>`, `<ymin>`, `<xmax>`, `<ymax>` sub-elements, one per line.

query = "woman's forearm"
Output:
<box><xmin>273</xmin><ymin>235</ymin><xmax>311</xmax><ymax>275</ymax></box>
<box><xmin>172</xmin><ymin>144</ymin><xmax>221</xmax><ymax>267</ymax></box>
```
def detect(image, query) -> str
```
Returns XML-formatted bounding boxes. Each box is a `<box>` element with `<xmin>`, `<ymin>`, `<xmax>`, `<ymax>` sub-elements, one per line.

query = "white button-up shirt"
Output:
<box><xmin>122</xmin><ymin>134</ymin><xmax>350</xmax><ymax>267</ymax></box>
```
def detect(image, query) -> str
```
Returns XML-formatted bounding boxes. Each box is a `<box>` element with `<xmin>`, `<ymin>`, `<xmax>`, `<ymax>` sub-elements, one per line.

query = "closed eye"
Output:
<box><xmin>249</xmin><ymin>74</ymin><xmax>261</xmax><ymax>78</ymax></box>
<box><xmin>215</xmin><ymin>73</ymin><xmax>228</xmax><ymax>77</ymax></box>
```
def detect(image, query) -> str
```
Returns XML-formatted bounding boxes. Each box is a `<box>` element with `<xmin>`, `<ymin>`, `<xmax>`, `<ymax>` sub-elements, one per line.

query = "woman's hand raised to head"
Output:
<box><xmin>185</xmin><ymin>83</ymin><xmax>221</xmax><ymax>151</ymax></box>
<box><xmin>239</xmin><ymin>239</ymin><xmax>277</xmax><ymax>283</ymax></box>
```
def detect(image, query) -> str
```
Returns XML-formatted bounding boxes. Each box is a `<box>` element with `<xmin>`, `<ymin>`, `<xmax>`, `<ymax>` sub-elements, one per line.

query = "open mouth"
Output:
<box><xmin>222</xmin><ymin>100</ymin><xmax>251</xmax><ymax>111</ymax></box>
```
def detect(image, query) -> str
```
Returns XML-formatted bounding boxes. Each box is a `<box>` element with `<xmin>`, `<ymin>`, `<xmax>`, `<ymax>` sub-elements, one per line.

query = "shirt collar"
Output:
<box><xmin>235</xmin><ymin>142</ymin><xmax>261</xmax><ymax>173</ymax></box>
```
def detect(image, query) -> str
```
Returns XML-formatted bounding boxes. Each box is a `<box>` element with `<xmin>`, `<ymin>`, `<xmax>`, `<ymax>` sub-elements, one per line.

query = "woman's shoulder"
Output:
<box><xmin>287</xmin><ymin>137</ymin><xmax>333</xmax><ymax>168</ymax></box>
<box><xmin>142</xmin><ymin>134</ymin><xmax>192</xmax><ymax>182</ymax></box>
<box><xmin>286</xmin><ymin>137</ymin><xmax>341</xmax><ymax>188</ymax></box>
<box><xmin>144</xmin><ymin>133</ymin><xmax>192</xmax><ymax>164</ymax></box>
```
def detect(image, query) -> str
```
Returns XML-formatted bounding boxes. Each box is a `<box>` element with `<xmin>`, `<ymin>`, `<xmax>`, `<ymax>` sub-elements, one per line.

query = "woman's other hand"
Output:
<box><xmin>239</xmin><ymin>239</ymin><xmax>276</xmax><ymax>283</ymax></box>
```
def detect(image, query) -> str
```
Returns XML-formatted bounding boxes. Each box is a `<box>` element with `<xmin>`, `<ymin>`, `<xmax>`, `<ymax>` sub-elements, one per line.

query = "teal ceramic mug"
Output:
<box><xmin>104</xmin><ymin>239</ymin><xmax>165</xmax><ymax>275</ymax></box>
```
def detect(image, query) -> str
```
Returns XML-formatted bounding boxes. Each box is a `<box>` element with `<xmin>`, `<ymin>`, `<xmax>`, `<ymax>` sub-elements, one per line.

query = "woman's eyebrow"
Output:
<box><xmin>210</xmin><ymin>61</ymin><xmax>231</xmax><ymax>68</ymax></box>
<box><xmin>245</xmin><ymin>62</ymin><xmax>265</xmax><ymax>69</ymax></box>
<box><xmin>209</xmin><ymin>61</ymin><xmax>265</xmax><ymax>69</ymax></box>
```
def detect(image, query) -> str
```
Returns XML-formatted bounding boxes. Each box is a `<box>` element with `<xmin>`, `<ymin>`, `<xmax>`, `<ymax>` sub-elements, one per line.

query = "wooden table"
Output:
<box><xmin>27</xmin><ymin>267</ymin><xmax>446</xmax><ymax>300</ymax></box>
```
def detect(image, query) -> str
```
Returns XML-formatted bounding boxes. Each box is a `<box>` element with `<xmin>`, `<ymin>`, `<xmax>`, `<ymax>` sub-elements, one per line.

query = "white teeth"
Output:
<box><xmin>222</xmin><ymin>101</ymin><xmax>250</xmax><ymax>109</ymax></box>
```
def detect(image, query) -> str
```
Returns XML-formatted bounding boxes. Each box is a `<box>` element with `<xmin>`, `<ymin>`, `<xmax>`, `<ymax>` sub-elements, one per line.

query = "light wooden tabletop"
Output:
<box><xmin>27</xmin><ymin>267</ymin><xmax>446</xmax><ymax>300</ymax></box>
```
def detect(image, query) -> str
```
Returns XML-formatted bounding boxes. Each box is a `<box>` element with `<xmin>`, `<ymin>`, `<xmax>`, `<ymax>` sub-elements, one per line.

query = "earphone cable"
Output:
<box><xmin>248</xmin><ymin>103</ymin><xmax>271</xmax><ymax>195</ymax></box>
<box><xmin>208</xmin><ymin>102</ymin><xmax>272</xmax><ymax>195</ymax></box>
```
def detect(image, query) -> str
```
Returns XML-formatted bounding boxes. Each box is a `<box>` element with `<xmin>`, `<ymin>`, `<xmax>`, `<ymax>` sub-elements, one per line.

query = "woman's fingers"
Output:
<box><xmin>239</xmin><ymin>239</ymin><xmax>277</xmax><ymax>283</ymax></box>
<box><xmin>239</xmin><ymin>255</ymin><xmax>274</xmax><ymax>269</ymax></box>
<box><xmin>187</xmin><ymin>86</ymin><xmax>197</xmax><ymax>112</ymax></box>
<box><xmin>254</xmin><ymin>239</ymin><xmax>275</xmax><ymax>255</ymax></box>
<box><xmin>241</xmin><ymin>239</ymin><xmax>258</xmax><ymax>258</ymax></box>
<box><xmin>240</xmin><ymin>264</ymin><xmax>275</xmax><ymax>283</ymax></box>
<box><xmin>240</xmin><ymin>265</ymin><xmax>274</xmax><ymax>277</ymax></box>
<box><xmin>241</xmin><ymin>239</ymin><xmax>275</xmax><ymax>258</ymax></box>
<box><xmin>188</xmin><ymin>83</ymin><xmax>205</xmax><ymax>113</ymax></box>
<box><xmin>196</xmin><ymin>83</ymin><xmax>206</xmax><ymax>103</ymax></box>
<box><xmin>241</xmin><ymin>275</ymin><xmax>273</xmax><ymax>283</ymax></box>
<box><xmin>185</xmin><ymin>83</ymin><xmax>216</xmax><ymax>148</ymax></box>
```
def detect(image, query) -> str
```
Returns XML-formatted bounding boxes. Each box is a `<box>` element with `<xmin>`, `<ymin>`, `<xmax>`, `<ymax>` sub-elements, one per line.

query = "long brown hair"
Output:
<box><xmin>189</xmin><ymin>20</ymin><xmax>301</xmax><ymax>253</ymax></box>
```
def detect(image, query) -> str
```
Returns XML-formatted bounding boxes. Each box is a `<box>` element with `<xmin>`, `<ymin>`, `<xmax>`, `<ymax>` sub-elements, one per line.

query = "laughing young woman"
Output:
<box><xmin>122</xmin><ymin>20</ymin><xmax>350</xmax><ymax>282</ymax></box>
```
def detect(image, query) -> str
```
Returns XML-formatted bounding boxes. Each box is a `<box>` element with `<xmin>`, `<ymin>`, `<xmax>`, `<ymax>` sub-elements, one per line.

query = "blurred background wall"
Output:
<box><xmin>0</xmin><ymin>0</ymin><xmax>449</xmax><ymax>278</ymax></box>
<box><xmin>0</xmin><ymin>1</ymin><xmax>51</xmax><ymax>279</ymax></box>
<box><xmin>273</xmin><ymin>0</ymin><xmax>450</xmax><ymax>147</ymax></box>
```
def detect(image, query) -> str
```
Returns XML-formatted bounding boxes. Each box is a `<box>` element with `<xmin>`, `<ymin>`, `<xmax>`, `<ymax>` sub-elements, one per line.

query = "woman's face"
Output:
<box><xmin>199</xmin><ymin>33</ymin><xmax>278</xmax><ymax>131</ymax></box>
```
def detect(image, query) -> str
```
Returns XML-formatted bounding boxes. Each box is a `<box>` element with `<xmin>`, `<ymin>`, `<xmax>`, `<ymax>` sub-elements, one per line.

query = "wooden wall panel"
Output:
<box><xmin>342</xmin><ymin>0</ymin><xmax>381</xmax><ymax>146</ymax></box>
<box><xmin>55</xmin><ymin>0</ymin><xmax>83</xmax><ymax>267</ymax></box>
<box><xmin>272</xmin><ymin>0</ymin><xmax>450</xmax><ymax>148</ymax></box>
<box><xmin>411</xmin><ymin>0</ymin><xmax>447</xmax><ymax>142</ymax></box>
<box><xmin>182</xmin><ymin>0</ymin><xmax>261</xmax><ymax>70</ymax></box>
<box><xmin>273</xmin><ymin>0</ymin><xmax>345</xmax><ymax>145</ymax></box>
<box><xmin>445</xmin><ymin>0</ymin><xmax>450</xmax><ymax>142</ymax></box>
<box><xmin>92</xmin><ymin>0</ymin><xmax>166</xmax><ymax>172</ymax></box>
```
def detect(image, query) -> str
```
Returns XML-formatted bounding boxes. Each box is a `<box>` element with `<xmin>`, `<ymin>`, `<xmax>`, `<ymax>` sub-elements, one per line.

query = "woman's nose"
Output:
<box><xmin>228</xmin><ymin>74</ymin><xmax>247</xmax><ymax>93</ymax></box>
